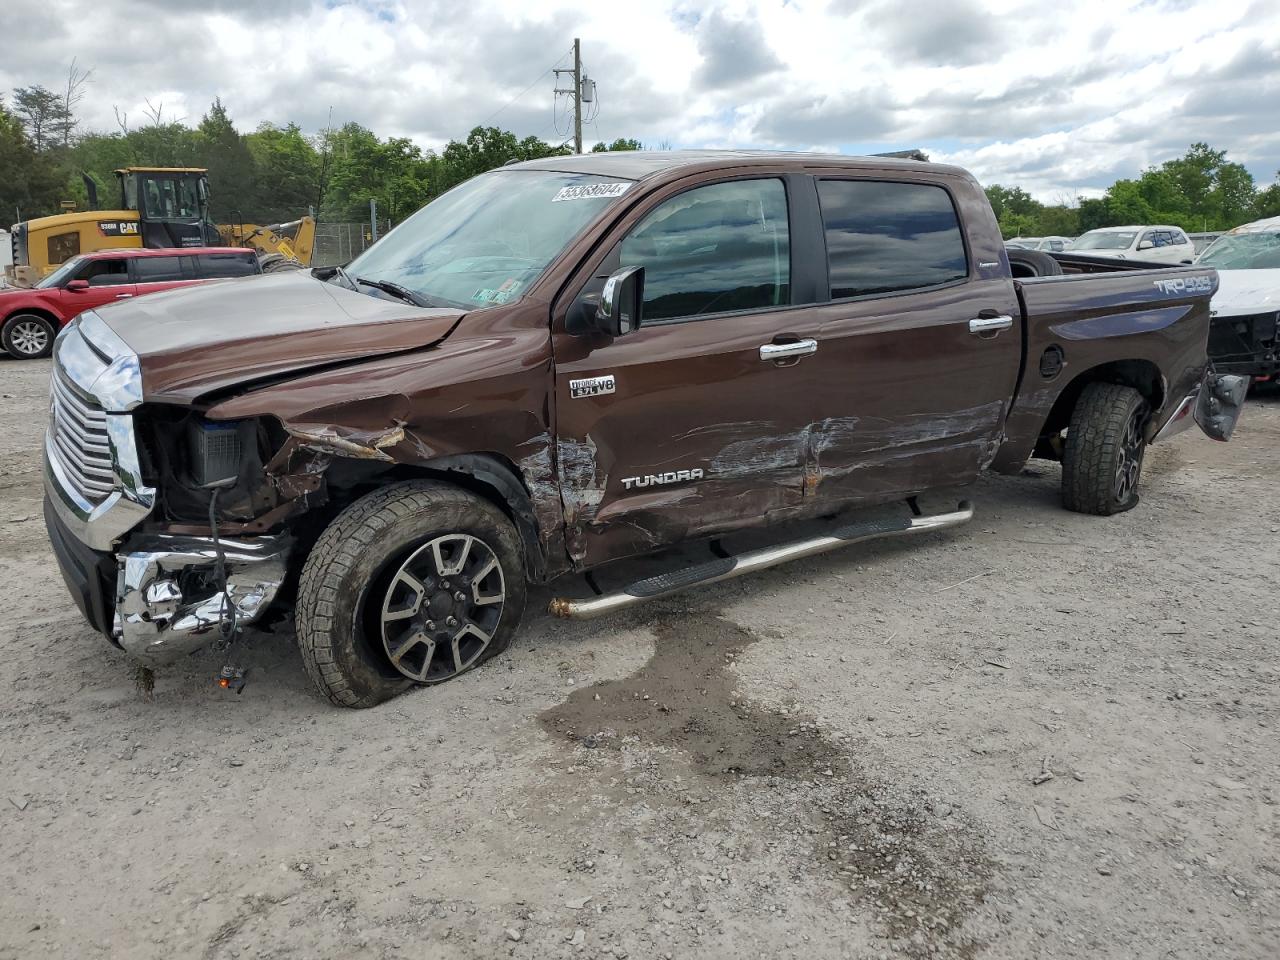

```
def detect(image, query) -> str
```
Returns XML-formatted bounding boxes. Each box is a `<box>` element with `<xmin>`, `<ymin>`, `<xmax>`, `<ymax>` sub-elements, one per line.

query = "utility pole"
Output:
<box><xmin>573</xmin><ymin>38</ymin><xmax>582</xmax><ymax>154</ymax></box>
<box><xmin>554</xmin><ymin>39</ymin><xmax>583</xmax><ymax>153</ymax></box>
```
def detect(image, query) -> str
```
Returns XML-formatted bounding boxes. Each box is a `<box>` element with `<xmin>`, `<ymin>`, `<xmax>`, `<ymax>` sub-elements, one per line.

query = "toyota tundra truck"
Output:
<box><xmin>43</xmin><ymin>150</ymin><xmax>1246</xmax><ymax>707</ymax></box>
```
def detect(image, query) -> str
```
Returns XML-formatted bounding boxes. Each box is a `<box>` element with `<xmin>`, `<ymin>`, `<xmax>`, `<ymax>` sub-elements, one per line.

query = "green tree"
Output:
<box><xmin>1212</xmin><ymin>161</ymin><xmax>1256</xmax><ymax>228</ymax></box>
<box><xmin>1104</xmin><ymin>179</ymin><xmax>1155</xmax><ymax>225</ymax></box>
<box><xmin>246</xmin><ymin>122</ymin><xmax>321</xmax><ymax>222</ymax></box>
<box><xmin>0</xmin><ymin>96</ymin><xmax>65</xmax><ymax>219</ymax></box>
<box><xmin>11</xmin><ymin>84</ymin><xmax>67</xmax><ymax>152</ymax></box>
<box><xmin>591</xmin><ymin>137</ymin><xmax>642</xmax><ymax>152</ymax></box>
<box><xmin>197</xmin><ymin>98</ymin><xmax>256</xmax><ymax>222</ymax></box>
<box><xmin>1256</xmin><ymin>174</ymin><xmax>1280</xmax><ymax>220</ymax></box>
<box><xmin>1160</xmin><ymin>142</ymin><xmax>1220</xmax><ymax>226</ymax></box>
<box><xmin>1035</xmin><ymin>205</ymin><xmax>1080</xmax><ymax>237</ymax></box>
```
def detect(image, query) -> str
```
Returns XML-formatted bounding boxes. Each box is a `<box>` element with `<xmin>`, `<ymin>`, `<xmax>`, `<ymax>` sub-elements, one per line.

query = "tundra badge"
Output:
<box><xmin>570</xmin><ymin>375</ymin><xmax>616</xmax><ymax>399</ymax></box>
<box><xmin>621</xmin><ymin>469</ymin><xmax>705</xmax><ymax>490</ymax></box>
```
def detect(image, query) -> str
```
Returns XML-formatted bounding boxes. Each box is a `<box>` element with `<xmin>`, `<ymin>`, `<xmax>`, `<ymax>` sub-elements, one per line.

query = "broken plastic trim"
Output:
<box><xmin>549</xmin><ymin>500</ymin><xmax>974</xmax><ymax>619</ymax></box>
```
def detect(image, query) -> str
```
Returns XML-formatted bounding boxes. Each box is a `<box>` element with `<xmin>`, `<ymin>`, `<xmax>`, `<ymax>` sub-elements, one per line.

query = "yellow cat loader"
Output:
<box><xmin>5</xmin><ymin>167</ymin><xmax>314</xmax><ymax>286</ymax></box>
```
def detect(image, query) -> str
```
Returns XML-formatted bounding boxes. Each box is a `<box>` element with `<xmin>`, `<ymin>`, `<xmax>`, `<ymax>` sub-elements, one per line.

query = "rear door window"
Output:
<box><xmin>131</xmin><ymin>256</ymin><xmax>185</xmax><ymax>283</ymax></box>
<box><xmin>194</xmin><ymin>253</ymin><xmax>258</xmax><ymax>278</ymax></box>
<box><xmin>619</xmin><ymin>178</ymin><xmax>790</xmax><ymax>322</ymax></box>
<box><xmin>817</xmin><ymin>180</ymin><xmax>968</xmax><ymax>299</ymax></box>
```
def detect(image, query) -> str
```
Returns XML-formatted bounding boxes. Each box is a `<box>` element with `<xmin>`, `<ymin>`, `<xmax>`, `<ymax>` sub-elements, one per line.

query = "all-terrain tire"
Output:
<box><xmin>296</xmin><ymin>481</ymin><xmax>527</xmax><ymax>708</ymax></box>
<box><xmin>1007</xmin><ymin>249</ymin><xmax>1064</xmax><ymax>279</ymax></box>
<box><xmin>2</xmin><ymin>313</ymin><xmax>57</xmax><ymax>359</ymax></box>
<box><xmin>1061</xmin><ymin>383</ymin><xmax>1150</xmax><ymax>516</ymax></box>
<box><xmin>258</xmin><ymin>253</ymin><xmax>304</xmax><ymax>273</ymax></box>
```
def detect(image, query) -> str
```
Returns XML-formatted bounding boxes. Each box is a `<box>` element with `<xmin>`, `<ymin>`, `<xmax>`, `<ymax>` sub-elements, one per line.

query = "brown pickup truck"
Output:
<box><xmin>43</xmin><ymin>151</ymin><xmax>1246</xmax><ymax>707</ymax></box>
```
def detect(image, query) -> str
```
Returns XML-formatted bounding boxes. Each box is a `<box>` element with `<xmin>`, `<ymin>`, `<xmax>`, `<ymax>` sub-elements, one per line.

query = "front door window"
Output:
<box><xmin>620</xmin><ymin>178</ymin><xmax>790</xmax><ymax>322</ymax></box>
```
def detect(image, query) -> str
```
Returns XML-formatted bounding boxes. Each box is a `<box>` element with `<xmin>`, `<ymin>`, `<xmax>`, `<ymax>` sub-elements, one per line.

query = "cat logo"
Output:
<box><xmin>98</xmin><ymin>221</ymin><xmax>140</xmax><ymax>237</ymax></box>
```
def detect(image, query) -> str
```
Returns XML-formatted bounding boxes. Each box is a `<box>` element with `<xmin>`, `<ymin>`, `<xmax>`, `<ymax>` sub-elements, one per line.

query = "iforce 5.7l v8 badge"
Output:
<box><xmin>570</xmin><ymin>375</ymin><xmax>616</xmax><ymax>399</ymax></box>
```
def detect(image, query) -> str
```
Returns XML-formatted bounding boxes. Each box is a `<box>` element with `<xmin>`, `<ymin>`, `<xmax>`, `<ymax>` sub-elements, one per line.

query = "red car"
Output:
<box><xmin>0</xmin><ymin>247</ymin><xmax>262</xmax><ymax>359</ymax></box>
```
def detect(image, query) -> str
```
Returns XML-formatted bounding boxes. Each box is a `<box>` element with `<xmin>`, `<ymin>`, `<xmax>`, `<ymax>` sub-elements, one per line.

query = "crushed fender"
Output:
<box><xmin>285</xmin><ymin>424</ymin><xmax>406</xmax><ymax>461</ymax></box>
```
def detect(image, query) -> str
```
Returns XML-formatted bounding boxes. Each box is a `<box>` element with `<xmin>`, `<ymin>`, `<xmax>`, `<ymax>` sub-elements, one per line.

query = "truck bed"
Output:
<box><xmin>992</xmin><ymin>262</ymin><xmax>1219</xmax><ymax>473</ymax></box>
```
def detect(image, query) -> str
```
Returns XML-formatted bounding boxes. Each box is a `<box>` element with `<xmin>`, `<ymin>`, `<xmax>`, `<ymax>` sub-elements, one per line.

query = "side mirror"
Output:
<box><xmin>65</xmin><ymin>279</ymin><xmax>90</xmax><ymax>292</ymax></box>
<box><xmin>1137</xmin><ymin>240</ymin><xmax>1154</xmax><ymax>251</ymax></box>
<box><xmin>593</xmin><ymin>265</ymin><xmax>644</xmax><ymax>337</ymax></box>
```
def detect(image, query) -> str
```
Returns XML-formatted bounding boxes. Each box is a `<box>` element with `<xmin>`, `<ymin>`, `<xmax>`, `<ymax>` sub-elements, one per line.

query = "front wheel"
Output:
<box><xmin>296</xmin><ymin>481</ymin><xmax>527</xmax><ymax>708</ymax></box>
<box><xmin>2</xmin><ymin>313</ymin><xmax>57</xmax><ymax>359</ymax></box>
<box><xmin>1061</xmin><ymin>383</ymin><xmax>1150</xmax><ymax>515</ymax></box>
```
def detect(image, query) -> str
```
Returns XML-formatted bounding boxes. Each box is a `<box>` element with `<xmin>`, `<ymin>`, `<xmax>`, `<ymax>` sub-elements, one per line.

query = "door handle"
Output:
<box><xmin>114</xmin><ymin>293</ymin><xmax>134</xmax><ymax>299</ymax></box>
<box><xmin>968</xmin><ymin>315</ymin><xmax>1012</xmax><ymax>334</ymax></box>
<box><xmin>759</xmin><ymin>339</ymin><xmax>817</xmax><ymax>361</ymax></box>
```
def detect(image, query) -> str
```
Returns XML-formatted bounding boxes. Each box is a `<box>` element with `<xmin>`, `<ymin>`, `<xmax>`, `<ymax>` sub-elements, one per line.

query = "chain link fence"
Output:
<box><xmin>312</xmin><ymin>220</ymin><xmax>392</xmax><ymax>267</ymax></box>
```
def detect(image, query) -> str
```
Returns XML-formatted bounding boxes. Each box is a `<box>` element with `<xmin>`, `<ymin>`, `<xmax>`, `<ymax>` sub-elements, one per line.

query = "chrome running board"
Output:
<box><xmin>548</xmin><ymin>500</ymin><xmax>974</xmax><ymax>620</ymax></box>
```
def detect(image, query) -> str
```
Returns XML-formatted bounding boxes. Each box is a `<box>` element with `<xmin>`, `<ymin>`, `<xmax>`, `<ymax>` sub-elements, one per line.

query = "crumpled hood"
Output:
<box><xmin>1211</xmin><ymin>268</ymin><xmax>1280</xmax><ymax>318</ymax></box>
<box><xmin>95</xmin><ymin>271</ymin><xmax>464</xmax><ymax>404</ymax></box>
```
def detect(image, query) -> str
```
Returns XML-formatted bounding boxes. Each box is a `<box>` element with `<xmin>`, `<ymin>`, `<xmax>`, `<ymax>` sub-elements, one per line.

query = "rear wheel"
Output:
<box><xmin>2</xmin><ymin>313</ymin><xmax>56</xmax><ymax>359</ymax></box>
<box><xmin>1061</xmin><ymin>383</ymin><xmax>1150</xmax><ymax>515</ymax></box>
<box><xmin>258</xmin><ymin>253</ymin><xmax>304</xmax><ymax>273</ymax></box>
<box><xmin>296</xmin><ymin>481</ymin><xmax>526</xmax><ymax>708</ymax></box>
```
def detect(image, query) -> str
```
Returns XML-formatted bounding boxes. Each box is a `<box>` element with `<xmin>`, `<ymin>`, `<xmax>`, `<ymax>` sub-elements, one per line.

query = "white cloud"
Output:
<box><xmin>1</xmin><ymin>0</ymin><xmax>1276</xmax><ymax>200</ymax></box>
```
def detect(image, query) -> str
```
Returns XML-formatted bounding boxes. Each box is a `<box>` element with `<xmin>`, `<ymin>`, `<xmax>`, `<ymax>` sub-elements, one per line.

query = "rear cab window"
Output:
<box><xmin>131</xmin><ymin>256</ymin><xmax>185</xmax><ymax>283</ymax></box>
<box><xmin>194</xmin><ymin>252</ymin><xmax>259</xmax><ymax>278</ymax></box>
<box><xmin>816</xmin><ymin>179</ymin><xmax>969</xmax><ymax>299</ymax></box>
<box><xmin>619</xmin><ymin>178</ymin><xmax>791</xmax><ymax>322</ymax></box>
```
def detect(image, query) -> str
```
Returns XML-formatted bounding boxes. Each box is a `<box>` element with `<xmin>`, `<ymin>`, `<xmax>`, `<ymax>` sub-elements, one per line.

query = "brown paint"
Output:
<box><xmin>96</xmin><ymin>151</ymin><xmax>1225</xmax><ymax>582</ymax></box>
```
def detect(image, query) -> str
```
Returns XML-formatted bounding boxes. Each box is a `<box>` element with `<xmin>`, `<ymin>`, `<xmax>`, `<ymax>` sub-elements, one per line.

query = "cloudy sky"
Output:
<box><xmin>3</xmin><ymin>0</ymin><xmax>1278</xmax><ymax>201</ymax></box>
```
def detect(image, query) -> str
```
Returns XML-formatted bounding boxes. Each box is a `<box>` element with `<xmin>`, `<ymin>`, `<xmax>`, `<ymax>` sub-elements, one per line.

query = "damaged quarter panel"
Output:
<box><xmin>205</xmin><ymin>298</ymin><xmax>566</xmax><ymax>573</ymax></box>
<box><xmin>991</xmin><ymin>265</ymin><xmax>1219</xmax><ymax>474</ymax></box>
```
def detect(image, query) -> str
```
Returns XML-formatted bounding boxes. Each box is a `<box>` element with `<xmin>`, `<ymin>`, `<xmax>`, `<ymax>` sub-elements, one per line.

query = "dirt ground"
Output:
<box><xmin>0</xmin><ymin>354</ymin><xmax>1276</xmax><ymax>960</ymax></box>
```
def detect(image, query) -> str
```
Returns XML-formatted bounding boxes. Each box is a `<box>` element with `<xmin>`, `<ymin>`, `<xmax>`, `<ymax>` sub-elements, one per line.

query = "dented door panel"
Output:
<box><xmin>794</xmin><ymin>278</ymin><xmax>1022</xmax><ymax>504</ymax></box>
<box><xmin>551</xmin><ymin>309</ymin><xmax>814</xmax><ymax>566</ymax></box>
<box><xmin>791</xmin><ymin>170</ymin><xmax>1022</xmax><ymax>505</ymax></box>
<box><xmin>548</xmin><ymin>169</ymin><xmax>825</xmax><ymax>567</ymax></box>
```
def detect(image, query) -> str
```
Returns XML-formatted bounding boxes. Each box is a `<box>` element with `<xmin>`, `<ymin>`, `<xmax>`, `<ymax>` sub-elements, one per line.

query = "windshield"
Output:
<box><xmin>1198</xmin><ymin>232</ymin><xmax>1280</xmax><ymax>269</ymax></box>
<box><xmin>345</xmin><ymin>170</ymin><xmax>633</xmax><ymax>309</ymax></box>
<box><xmin>37</xmin><ymin>256</ymin><xmax>85</xmax><ymax>289</ymax></box>
<box><xmin>1069</xmin><ymin>231</ymin><xmax>1137</xmax><ymax>251</ymax></box>
<box><xmin>142</xmin><ymin>176</ymin><xmax>202</xmax><ymax>220</ymax></box>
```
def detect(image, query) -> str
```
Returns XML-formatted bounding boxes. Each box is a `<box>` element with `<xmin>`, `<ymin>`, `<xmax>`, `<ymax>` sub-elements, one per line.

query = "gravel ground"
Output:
<box><xmin>0</xmin><ymin>354</ymin><xmax>1277</xmax><ymax>960</ymax></box>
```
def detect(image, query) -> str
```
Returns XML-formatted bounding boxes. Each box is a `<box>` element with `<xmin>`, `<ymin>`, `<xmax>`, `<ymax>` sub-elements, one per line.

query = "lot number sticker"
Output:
<box><xmin>552</xmin><ymin>182</ymin><xmax>631</xmax><ymax>202</ymax></box>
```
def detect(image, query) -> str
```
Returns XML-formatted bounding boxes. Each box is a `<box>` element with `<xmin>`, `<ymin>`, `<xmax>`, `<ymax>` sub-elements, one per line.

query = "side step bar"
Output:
<box><xmin>548</xmin><ymin>500</ymin><xmax>974</xmax><ymax>620</ymax></box>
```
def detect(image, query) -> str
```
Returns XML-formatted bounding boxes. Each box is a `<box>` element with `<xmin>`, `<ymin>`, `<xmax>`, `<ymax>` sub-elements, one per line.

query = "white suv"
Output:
<box><xmin>1067</xmin><ymin>225</ymin><xmax>1195</xmax><ymax>264</ymax></box>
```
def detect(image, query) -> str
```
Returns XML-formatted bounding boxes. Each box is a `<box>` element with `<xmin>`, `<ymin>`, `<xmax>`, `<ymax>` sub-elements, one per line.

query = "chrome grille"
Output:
<box><xmin>49</xmin><ymin>367</ymin><xmax>116</xmax><ymax>503</ymax></box>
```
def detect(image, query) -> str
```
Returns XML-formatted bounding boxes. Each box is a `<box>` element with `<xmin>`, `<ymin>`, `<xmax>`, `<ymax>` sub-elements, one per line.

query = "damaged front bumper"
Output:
<box><xmin>45</xmin><ymin>494</ymin><xmax>291</xmax><ymax>664</ymax></box>
<box><xmin>1152</xmin><ymin>369</ymin><xmax>1249</xmax><ymax>443</ymax></box>
<box><xmin>114</xmin><ymin>532</ymin><xmax>292</xmax><ymax>664</ymax></box>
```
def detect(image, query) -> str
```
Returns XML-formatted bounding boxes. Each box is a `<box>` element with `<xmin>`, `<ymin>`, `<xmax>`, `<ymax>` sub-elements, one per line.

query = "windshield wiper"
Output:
<box><xmin>354</xmin><ymin>276</ymin><xmax>431</xmax><ymax>308</ymax></box>
<box><xmin>311</xmin><ymin>264</ymin><xmax>357</xmax><ymax>290</ymax></box>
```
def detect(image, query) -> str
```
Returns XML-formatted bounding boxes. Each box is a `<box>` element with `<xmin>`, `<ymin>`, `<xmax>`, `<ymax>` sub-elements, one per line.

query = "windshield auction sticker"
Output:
<box><xmin>552</xmin><ymin>182</ymin><xmax>631</xmax><ymax>202</ymax></box>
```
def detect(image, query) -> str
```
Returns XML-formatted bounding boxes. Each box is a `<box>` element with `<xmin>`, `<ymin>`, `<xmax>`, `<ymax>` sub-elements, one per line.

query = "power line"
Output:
<box><xmin>478</xmin><ymin>49</ymin><xmax>574</xmax><ymax>129</ymax></box>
